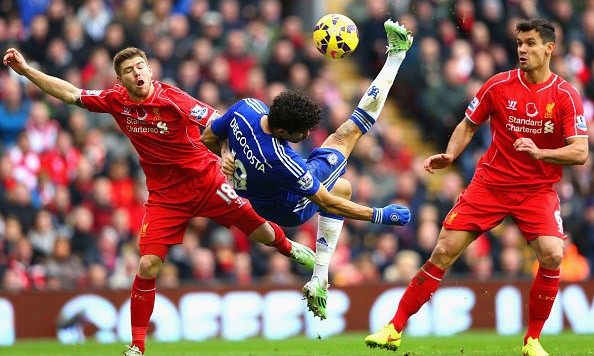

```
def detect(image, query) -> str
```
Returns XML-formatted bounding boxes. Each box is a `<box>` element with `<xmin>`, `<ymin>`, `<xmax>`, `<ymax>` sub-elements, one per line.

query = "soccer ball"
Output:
<box><xmin>313</xmin><ymin>14</ymin><xmax>359</xmax><ymax>59</ymax></box>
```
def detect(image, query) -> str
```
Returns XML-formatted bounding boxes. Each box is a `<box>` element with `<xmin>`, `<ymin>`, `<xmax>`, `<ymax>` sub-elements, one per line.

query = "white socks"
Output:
<box><xmin>357</xmin><ymin>52</ymin><xmax>405</xmax><ymax>120</ymax></box>
<box><xmin>313</xmin><ymin>215</ymin><xmax>344</xmax><ymax>285</ymax></box>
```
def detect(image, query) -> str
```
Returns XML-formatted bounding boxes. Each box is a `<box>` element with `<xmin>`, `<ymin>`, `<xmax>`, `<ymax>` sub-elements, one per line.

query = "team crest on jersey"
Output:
<box><xmin>576</xmin><ymin>115</ymin><xmax>587</xmax><ymax>130</ymax></box>
<box><xmin>468</xmin><ymin>97</ymin><xmax>479</xmax><ymax>112</ymax></box>
<box><xmin>327</xmin><ymin>153</ymin><xmax>339</xmax><ymax>165</ymax></box>
<box><xmin>86</xmin><ymin>90</ymin><xmax>102</xmax><ymax>96</ymax></box>
<box><xmin>298</xmin><ymin>171</ymin><xmax>314</xmax><ymax>190</ymax></box>
<box><xmin>544</xmin><ymin>103</ymin><xmax>555</xmax><ymax>119</ymax></box>
<box><xmin>190</xmin><ymin>104</ymin><xmax>208</xmax><ymax>120</ymax></box>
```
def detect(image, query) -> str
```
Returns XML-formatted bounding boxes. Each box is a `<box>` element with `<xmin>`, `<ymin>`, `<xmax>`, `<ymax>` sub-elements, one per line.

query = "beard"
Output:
<box><xmin>127</xmin><ymin>82</ymin><xmax>150</xmax><ymax>99</ymax></box>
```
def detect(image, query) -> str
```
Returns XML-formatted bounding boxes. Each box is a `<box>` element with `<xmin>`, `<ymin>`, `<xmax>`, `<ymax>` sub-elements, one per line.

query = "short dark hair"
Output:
<box><xmin>268</xmin><ymin>91</ymin><xmax>322</xmax><ymax>134</ymax></box>
<box><xmin>113</xmin><ymin>47</ymin><xmax>149</xmax><ymax>76</ymax></box>
<box><xmin>516</xmin><ymin>19</ymin><xmax>556</xmax><ymax>44</ymax></box>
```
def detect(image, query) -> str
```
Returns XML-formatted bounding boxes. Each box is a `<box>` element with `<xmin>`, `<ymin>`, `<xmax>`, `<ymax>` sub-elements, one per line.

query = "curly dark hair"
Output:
<box><xmin>516</xmin><ymin>19</ymin><xmax>556</xmax><ymax>44</ymax></box>
<box><xmin>268</xmin><ymin>91</ymin><xmax>323</xmax><ymax>134</ymax></box>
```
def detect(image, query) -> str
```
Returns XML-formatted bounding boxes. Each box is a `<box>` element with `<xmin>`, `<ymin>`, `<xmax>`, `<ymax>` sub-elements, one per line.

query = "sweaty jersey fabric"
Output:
<box><xmin>210</xmin><ymin>98</ymin><xmax>322</xmax><ymax>222</ymax></box>
<box><xmin>81</xmin><ymin>81</ymin><xmax>218</xmax><ymax>190</ymax></box>
<box><xmin>466</xmin><ymin>69</ymin><xmax>587</xmax><ymax>190</ymax></box>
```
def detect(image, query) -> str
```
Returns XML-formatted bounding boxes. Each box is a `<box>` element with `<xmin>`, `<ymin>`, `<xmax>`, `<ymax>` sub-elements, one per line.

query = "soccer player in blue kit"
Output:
<box><xmin>201</xmin><ymin>20</ymin><xmax>413</xmax><ymax>319</ymax></box>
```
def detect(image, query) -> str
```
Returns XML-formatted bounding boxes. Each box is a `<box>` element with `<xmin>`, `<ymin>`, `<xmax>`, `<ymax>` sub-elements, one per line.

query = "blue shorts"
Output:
<box><xmin>274</xmin><ymin>148</ymin><xmax>347</xmax><ymax>227</ymax></box>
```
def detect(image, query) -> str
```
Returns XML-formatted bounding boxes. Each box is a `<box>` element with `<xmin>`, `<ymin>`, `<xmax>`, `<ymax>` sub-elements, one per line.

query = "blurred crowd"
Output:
<box><xmin>0</xmin><ymin>0</ymin><xmax>592</xmax><ymax>294</ymax></box>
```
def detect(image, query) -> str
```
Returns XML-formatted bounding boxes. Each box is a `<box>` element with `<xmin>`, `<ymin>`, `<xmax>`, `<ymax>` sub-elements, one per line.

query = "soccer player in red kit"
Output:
<box><xmin>365</xmin><ymin>19</ymin><xmax>588</xmax><ymax>356</ymax></box>
<box><xmin>3</xmin><ymin>47</ymin><xmax>315</xmax><ymax>356</ymax></box>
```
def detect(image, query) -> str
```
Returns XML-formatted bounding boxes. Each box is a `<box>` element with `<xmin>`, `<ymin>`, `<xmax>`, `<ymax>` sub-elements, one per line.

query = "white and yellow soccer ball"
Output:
<box><xmin>313</xmin><ymin>14</ymin><xmax>359</xmax><ymax>59</ymax></box>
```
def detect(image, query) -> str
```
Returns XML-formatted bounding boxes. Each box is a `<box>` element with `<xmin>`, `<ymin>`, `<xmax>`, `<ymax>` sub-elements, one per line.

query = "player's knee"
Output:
<box><xmin>539</xmin><ymin>249</ymin><xmax>563</xmax><ymax>269</ymax></box>
<box><xmin>430</xmin><ymin>244</ymin><xmax>456</xmax><ymax>267</ymax></box>
<box><xmin>138</xmin><ymin>255</ymin><xmax>161</xmax><ymax>278</ymax></box>
<box><xmin>322</xmin><ymin>121</ymin><xmax>361</xmax><ymax>151</ymax></box>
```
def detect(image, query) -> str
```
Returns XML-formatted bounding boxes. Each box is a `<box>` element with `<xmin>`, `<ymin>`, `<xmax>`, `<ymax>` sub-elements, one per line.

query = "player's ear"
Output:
<box><xmin>116</xmin><ymin>75</ymin><xmax>122</xmax><ymax>84</ymax></box>
<box><xmin>147</xmin><ymin>64</ymin><xmax>153</xmax><ymax>79</ymax></box>
<box><xmin>546</xmin><ymin>41</ymin><xmax>555</xmax><ymax>56</ymax></box>
<box><xmin>271</xmin><ymin>127</ymin><xmax>285</xmax><ymax>137</ymax></box>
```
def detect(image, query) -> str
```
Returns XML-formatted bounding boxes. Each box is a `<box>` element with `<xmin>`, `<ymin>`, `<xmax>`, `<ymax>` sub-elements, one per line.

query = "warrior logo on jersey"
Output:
<box><xmin>468</xmin><ymin>97</ymin><xmax>479</xmax><ymax>112</ymax></box>
<box><xmin>526</xmin><ymin>102</ymin><xmax>538</xmax><ymax>118</ymax></box>
<box><xmin>576</xmin><ymin>115</ymin><xmax>587</xmax><ymax>130</ymax></box>
<box><xmin>298</xmin><ymin>171</ymin><xmax>314</xmax><ymax>190</ymax></box>
<box><xmin>190</xmin><ymin>104</ymin><xmax>208</xmax><ymax>120</ymax></box>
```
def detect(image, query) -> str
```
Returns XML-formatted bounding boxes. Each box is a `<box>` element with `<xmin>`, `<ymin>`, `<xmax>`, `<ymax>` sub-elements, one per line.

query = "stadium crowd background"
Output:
<box><xmin>0</xmin><ymin>0</ymin><xmax>593</xmax><ymax>293</ymax></box>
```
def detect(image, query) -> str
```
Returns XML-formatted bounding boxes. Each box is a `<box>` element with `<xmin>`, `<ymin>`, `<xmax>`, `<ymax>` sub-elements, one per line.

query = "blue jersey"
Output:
<box><xmin>210</xmin><ymin>99</ymin><xmax>322</xmax><ymax>223</ymax></box>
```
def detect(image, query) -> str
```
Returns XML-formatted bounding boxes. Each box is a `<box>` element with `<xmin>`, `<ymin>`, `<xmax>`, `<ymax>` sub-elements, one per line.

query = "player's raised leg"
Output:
<box><xmin>303</xmin><ymin>20</ymin><xmax>413</xmax><ymax>320</ymax></box>
<box><xmin>320</xmin><ymin>20</ymin><xmax>413</xmax><ymax>159</ymax></box>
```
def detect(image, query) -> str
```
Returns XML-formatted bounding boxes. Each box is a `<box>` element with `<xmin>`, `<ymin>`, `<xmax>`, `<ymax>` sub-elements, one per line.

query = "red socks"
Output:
<box><xmin>265</xmin><ymin>222</ymin><xmax>292</xmax><ymax>257</ymax></box>
<box><xmin>390</xmin><ymin>261</ymin><xmax>445</xmax><ymax>332</ymax></box>
<box><xmin>131</xmin><ymin>275</ymin><xmax>157</xmax><ymax>353</ymax></box>
<box><xmin>525</xmin><ymin>266</ymin><xmax>560</xmax><ymax>344</ymax></box>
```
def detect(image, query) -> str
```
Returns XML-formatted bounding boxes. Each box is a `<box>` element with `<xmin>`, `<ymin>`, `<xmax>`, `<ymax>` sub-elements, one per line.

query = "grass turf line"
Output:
<box><xmin>2</xmin><ymin>331</ymin><xmax>593</xmax><ymax>355</ymax></box>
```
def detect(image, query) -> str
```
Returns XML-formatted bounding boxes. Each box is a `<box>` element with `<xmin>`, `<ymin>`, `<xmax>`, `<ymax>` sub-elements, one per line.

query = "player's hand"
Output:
<box><xmin>372</xmin><ymin>204</ymin><xmax>411</xmax><ymax>226</ymax></box>
<box><xmin>3</xmin><ymin>48</ymin><xmax>29</xmax><ymax>75</ymax></box>
<box><xmin>513</xmin><ymin>137</ymin><xmax>542</xmax><ymax>160</ymax></box>
<box><xmin>220</xmin><ymin>150</ymin><xmax>236</xmax><ymax>179</ymax></box>
<box><xmin>424</xmin><ymin>153</ymin><xmax>454</xmax><ymax>173</ymax></box>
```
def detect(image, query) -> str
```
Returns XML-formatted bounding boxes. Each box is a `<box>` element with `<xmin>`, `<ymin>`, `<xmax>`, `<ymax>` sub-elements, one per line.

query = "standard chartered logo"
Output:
<box><xmin>506</xmin><ymin>116</ymin><xmax>554</xmax><ymax>134</ymax></box>
<box><xmin>125</xmin><ymin>117</ymin><xmax>169</xmax><ymax>134</ymax></box>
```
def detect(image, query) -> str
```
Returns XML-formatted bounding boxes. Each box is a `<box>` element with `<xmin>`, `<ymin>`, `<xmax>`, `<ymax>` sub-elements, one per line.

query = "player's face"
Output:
<box><xmin>117</xmin><ymin>57</ymin><xmax>153</xmax><ymax>101</ymax></box>
<box><xmin>516</xmin><ymin>30</ymin><xmax>553</xmax><ymax>72</ymax></box>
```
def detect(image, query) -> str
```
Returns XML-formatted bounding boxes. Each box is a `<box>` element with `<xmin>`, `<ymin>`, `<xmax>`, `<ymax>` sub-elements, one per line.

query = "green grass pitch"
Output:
<box><xmin>3</xmin><ymin>331</ymin><xmax>593</xmax><ymax>355</ymax></box>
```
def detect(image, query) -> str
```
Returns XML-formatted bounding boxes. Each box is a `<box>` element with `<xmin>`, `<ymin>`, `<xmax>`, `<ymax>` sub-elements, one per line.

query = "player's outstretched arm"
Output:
<box><xmin>424</xmin><ymin>118</ymin><xmax>479</xmax><ymax>173</ymax></box>
<box><xmin>308</xmin><ymin>185</ymin><xmax>410</xmax><ymax>226</ymax></box>
<box><xmin>3</xmin><ymin>48</ymin><xmax>82</xmax><ymax>105</ymax></box>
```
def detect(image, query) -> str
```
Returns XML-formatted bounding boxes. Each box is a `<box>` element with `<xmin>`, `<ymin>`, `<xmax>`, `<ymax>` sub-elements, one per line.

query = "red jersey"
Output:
<box><xmin>80</xmin><ymin>81</ymin><xmax>219</xmax><ymax>190</ymax></box>
<box><xmin>466</xmin><ymin>69</ymin><xmax>588</xmax><ymax>190</ymax></box>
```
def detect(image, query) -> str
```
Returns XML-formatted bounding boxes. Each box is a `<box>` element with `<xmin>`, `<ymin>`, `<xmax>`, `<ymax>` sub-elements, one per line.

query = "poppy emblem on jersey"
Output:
<box><xmin>526</xmin><ymin>102</ymin><xmax>538</xmax><ymax>118</ymax></box>
<box><xmin>327</xmin><ymin>153</ymin><xmax>339</xmax><ymax>165</ymax></box>
<box><xmin>468</xmin><ymin>97</ymin><xmax>479</xmax><ymax>112</ymax></box>
<box><xmin>136</xmin><ymin>106</ymin><xmax>147</xmax><ymax>120</ymax></box>
<box><xmin>576</xmin><ymin>115</ymin><xmax>587</xmax><ymax>130</ymax></box>
<box><xmin>190</xmin><ymin>104</ymin><xmax>208</xmax><ymax>120</ymax></box>
<box><xmin>298</xmin><ymin>171</ymin><xmax>314</xmax><ymax>190</ymax></box>
<box><xmin>544</xmin><ymin>103</ymin><xmax>555</xmax><ymax>119</ymax></box>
